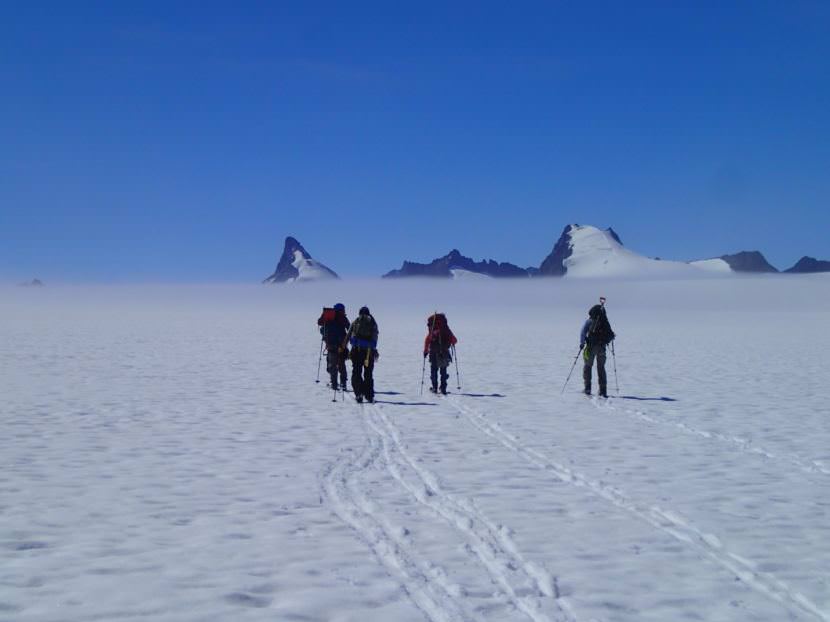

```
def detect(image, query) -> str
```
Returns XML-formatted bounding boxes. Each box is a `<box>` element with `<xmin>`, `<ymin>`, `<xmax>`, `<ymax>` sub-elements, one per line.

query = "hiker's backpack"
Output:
<box><xmin>319</xmin><ymin>307</ymin><xmax>336</xmax><ymax>324</ymax></box>
<box><xmin>352</xmin><ymin>315</ymin><xmax>376</xmax><ymax>341</ymax></box>
<box><xmin>589</xmin><ymin>312</ymin><xmax>615</xmax><ymax>346</ymax></box>
<box><xmin>427</xmin><ymin>314</ymin><xmax>452</xmax><ymax>347</ymax></box>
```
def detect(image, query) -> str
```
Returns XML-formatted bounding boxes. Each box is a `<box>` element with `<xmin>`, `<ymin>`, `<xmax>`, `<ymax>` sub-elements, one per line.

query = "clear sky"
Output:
<box><xmin>1</xmin><ymin>1</ymin><xmax>828</xmax><ymax>281</ymax></box>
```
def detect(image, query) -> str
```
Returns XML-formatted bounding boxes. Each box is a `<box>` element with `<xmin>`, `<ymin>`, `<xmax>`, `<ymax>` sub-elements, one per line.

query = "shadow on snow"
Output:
<box><xmin>374</xmin><ymin>400</ymin><xmax>438</xmax><ymax>407</ymax></box>
<box><xmin>616</xmin><ymin>395</ymin><xmax>677</xmax><ymax>402</ymax></box>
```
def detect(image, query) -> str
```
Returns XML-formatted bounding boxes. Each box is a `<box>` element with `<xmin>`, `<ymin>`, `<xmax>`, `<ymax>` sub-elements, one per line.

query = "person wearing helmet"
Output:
<box><xmin>347</xmin><ymin>306</ymin><xmax>379</xmax><ymax>403</ymax></box>
<box><xmin>317</xmin><ymin>303</ymin><xmax>350</xmax><ymax>390</ymax></box>
<box><xmin>580</xmin><ymin>303</ymin><xmax>615</xmax><ymax>397</ymax></box>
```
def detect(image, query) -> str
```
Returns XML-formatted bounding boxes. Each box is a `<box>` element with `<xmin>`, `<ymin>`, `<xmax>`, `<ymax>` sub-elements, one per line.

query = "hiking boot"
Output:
<box><xmin>440</xmin><ymin>387</ymin><xmax>447</xmax><ymax>395</ymax></box>
<box><xmin>366</xmin><ymin>396</ymin><xmax>374</xmax><ymax>404</ymax></box>
<box><xmin>599</xmin><ymin>389</ymin><xmax>608</xmax><ymax>398</ymax></box>
<box><xmin>429</xmin><ymin>386</ymin><xmax>438</xmax><ymax>394</ymax></box>
<box><xmin>355</xmin><ymin>395</ymin><xmax>363</xmax><ymax>404</ymax></box>
<box><xmin>583</xmin><ymin>387</ymin><xmax>591</xmax><ymax>396</ymax></box>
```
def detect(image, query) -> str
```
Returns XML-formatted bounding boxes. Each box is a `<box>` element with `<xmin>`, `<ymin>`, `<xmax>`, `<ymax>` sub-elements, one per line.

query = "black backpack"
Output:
<box><xmin>588</xmin><ymin>310</ymin><xmax>615</xmax><ymax>346</ymax></box>
<box><xmin>352</xmin><ymin>315</ymin><xmax>376</xmax><ymax>340</ymax></box>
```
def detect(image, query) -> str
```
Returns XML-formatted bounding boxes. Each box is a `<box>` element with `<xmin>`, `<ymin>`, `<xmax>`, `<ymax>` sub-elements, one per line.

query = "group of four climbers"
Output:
<box><xmin>318</xmin><ymin>302</ymin><xmax>615</xmax><ymax>402</ymax></box>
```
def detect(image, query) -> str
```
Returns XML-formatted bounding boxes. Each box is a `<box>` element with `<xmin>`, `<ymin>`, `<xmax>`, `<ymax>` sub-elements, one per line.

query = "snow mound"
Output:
<box><xmin>562</xmin><ymin>225</ymin><xmax>705</xmax><ymax>278</ymax></box>
<box><xmin>689</xmin><ymin>258</ymin><xmax>733</xmax><ymax>273</ymax></box>
<box><xmin>450</xmin><ymin>268</ymin><xmax>492</xmax><ymax>280</ymax></box>
<box><xmin>288</xmin><ymin>250</ymin><xmax>339</xmax><ymax>283</ymax></box>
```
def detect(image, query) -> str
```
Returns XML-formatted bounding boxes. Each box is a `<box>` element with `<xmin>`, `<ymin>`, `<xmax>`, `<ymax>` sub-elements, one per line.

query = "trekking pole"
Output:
<box><xmin>315</xmin><ymin>340</ymin><xmax>324</xmax><ymax>384</ymax></box>
<box><xmin>561</xmin><ymin>345</ymin><xmax>584</xmax><ymax>394</ymax></box>
<box><xmin>611</xmin><ymin>340</ymin><xmax>620</xmax><ymax>395</ymax></box>
<box><xmin>419</xmin><ymin>353</ymin><xmax>427</xmax><ymax>396</ymax></box>
<box><xmin>452</xmin><ymin>344</ymin><xmax>461</xmax><ymax>390</ymax></box>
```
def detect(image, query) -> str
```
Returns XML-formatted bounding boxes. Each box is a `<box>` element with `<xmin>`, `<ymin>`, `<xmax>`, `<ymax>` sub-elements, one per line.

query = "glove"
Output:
<box><xmin>423</xmin><ymin>351</ymin><xmax>428</xmax><ymax>358</ymax></box>
<box><xmin>374</xmin><ymin>349</ymin><xmax>380</xmax><ymax>361</ymax></box>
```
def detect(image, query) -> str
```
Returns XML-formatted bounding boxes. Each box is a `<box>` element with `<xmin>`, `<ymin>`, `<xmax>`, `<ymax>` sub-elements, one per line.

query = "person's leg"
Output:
<box><xmin>364</xmin><ymin>355</ymin><xmax>375</xmax><ymax>402</ymax></box>
<box><xmin>582</xmin><ymin>347</ymin><xmax>595</xmax><ymax>394</ymax></box>
<box><xmin>327</xmin><ymin>350</ymin><xmax>338</xmax><ymax>388</ymax></box>
<box><xmin>439</xmin><ymin>365</ymin><xmax>449</xmax><ymax>394</ymax></box>
<box><xmin>597</xmin><ymin>346</ymin><xmax>608</xmax><ymax>397</ymax></box>
<box><xmin>429</xmin><ymin>355</ymin><xmax>438</xmax><ymax>392</ymax></box>
<box><xmin>338</xmin><ymin>350</ymin><xmax>348</xmax><ymax>389</ymax></box>
<box><xmin>351</xmin><ymin>350</ymin><xmax>363</xmax><ymax>400</ymax></box>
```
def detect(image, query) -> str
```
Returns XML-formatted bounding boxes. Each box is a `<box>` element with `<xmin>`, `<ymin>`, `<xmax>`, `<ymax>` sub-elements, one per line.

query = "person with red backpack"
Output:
<box><xmin>317</xmin><ymin>303</ymin><xmax>350</xmax><ymax>391</ymax></box>
<box><xmin>423</xmin><ymin>313</ymin><xmax>457</xmax><ymax>395</ymax></box>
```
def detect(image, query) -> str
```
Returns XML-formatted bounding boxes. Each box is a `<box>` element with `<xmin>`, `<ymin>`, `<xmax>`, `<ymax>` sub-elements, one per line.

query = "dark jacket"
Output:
<box><xmin>580</xmin><ymin>315</ymin><xmax>615</xmax><ymax>348</ymax></box>
<box><xmin>318</xmin><ymin>311</ymin><xmax>350</xmax><ymax>348</ymax></box>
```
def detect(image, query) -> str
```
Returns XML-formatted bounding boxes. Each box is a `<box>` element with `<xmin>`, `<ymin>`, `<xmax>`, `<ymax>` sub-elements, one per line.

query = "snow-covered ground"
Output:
<box><xmin>1</xmin><ymin>276</ymin><xmax>829</xmax><ymax>622</ymax></box>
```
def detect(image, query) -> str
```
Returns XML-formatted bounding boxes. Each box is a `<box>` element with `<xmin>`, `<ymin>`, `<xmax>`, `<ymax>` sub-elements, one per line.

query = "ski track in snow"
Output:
<box><xmin>321</xmin><ymin>419</ymin><xmax>471</xmax><ymax>622</ymax></box>
<box><xmin>592</xmin><ymin>398</ymin><xmax>830</xmax><ymax>477</ymax></box>
<box><xmin>365</xmin><ymin>403</ymin><xmax>575</xmax><ymax>622</ymax></box>
<box><xmin>448</xmin><ymin>397</ymin><xmax>829</xmax><ymax>622</ymax></box>
<box><xmin>322</xmin><ymin>398</ymin><xmax>576</xmax><ymax>622</ymax></box>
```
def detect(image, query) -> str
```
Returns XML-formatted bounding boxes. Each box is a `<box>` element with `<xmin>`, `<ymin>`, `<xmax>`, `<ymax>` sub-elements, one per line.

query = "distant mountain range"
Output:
<box><xmin>383</xmin><ymin>249</ymin><xmax>535</xmax><ymax>279</ymax></box>
<box><xmin>263</xmin><ymin>228</ymin><xmax>829</xmax><ymax>283</ymax></box>
<box><xmin>784</xmin><ymin>256</ymin><xmax>830</xmax><ymax>274</ymax></box>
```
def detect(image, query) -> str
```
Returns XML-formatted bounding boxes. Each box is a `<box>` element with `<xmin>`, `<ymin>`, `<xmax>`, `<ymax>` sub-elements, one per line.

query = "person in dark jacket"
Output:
<box><xmin>317</xmin><ymin>303</ymin><xmax>350</xmax><ymax>390</ymax></box>
<box><xmin>580</xmin><ymin>303</ymin><xmax>615</xmax><ymax>397</ymax></box>
<box><xmin>423</xmin><ymin>313</ymin><xmax>457</xmax><ymax>395</ymax></box>
<box><xmin>347</xmin><ymin>306</ymin><xmax>379</xmax><ymax>403</ymax></box>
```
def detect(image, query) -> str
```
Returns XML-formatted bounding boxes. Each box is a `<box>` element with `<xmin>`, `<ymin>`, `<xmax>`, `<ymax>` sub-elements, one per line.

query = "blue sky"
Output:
<box><xmin>1</xmin><ymin>1</ymin><xmax>828</xmax><ymax>281</ymax></box>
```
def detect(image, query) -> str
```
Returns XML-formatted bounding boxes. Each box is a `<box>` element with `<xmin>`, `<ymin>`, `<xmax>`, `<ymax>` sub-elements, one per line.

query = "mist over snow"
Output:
<box><xmin>2</xmin><ymin>275</ymin><xmax>829</xmax><ymax>621</ymax></box>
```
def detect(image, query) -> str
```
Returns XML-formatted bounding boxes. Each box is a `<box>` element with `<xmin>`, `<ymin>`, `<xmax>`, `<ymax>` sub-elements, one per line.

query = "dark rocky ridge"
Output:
<box><xmin>538</xmin><ymin>225</ymin><xmax>575</xmax><ymax>276</ymax></box>
<box><xmin>784</xmin><ymin>256</ymin><xmax>830</xmax><ymax>273</ymax></box>
<box><xmin>719</xmin><ymin>251</ymin><xmax>778</xmax><ymax>273</ymax></box>
<box><xmin>263</xmin><ymin>236</ymin><xmax>339</xmax><ymax>283</ymax></box>
<box><xmin>383</xmin><ymin>249</ymin><xmax>532</xmax><ymax>278</ymax></box>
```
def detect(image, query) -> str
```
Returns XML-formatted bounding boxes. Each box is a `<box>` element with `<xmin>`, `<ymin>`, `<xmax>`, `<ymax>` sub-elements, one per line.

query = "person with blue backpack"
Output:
<box><xmin>347</xmin><ymin>306</ymin><xmax>379</xmax><ymax>403</ymax></box>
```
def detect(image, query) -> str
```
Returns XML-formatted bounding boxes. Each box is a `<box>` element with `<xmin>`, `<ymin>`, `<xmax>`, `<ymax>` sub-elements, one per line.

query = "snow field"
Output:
<box><xmin>1</xmin><ymin>277</ymin><xmax>828</xmax><ymax>621</ymax></box>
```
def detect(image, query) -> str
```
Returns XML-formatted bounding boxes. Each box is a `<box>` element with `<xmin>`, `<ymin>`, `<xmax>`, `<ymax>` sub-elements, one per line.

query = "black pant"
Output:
<box><xmin>326</xmin><ymin>347</ymin><xmax>347</xmax><ymax>388</ymax></box>
<box><xmin>351</xmin><ymin>347</ymin><xmax>375</xmax><ymax>401</ymax></box>
<box><xmin>583</xmin><ymin>343</ymin><xmax>607</xmax><ymax>394</ymax></box>
<box><xmin>429</xmin><ymin>352</ymin><xmax>450</xmax><ymax>392</ymax></box>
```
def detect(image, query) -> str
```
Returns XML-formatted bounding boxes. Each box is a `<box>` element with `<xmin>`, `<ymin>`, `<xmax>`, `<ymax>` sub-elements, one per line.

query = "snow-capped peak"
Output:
<box><xmin>540</xmin><ymin>224</ymin><xmax>731</xmax><ymax>278</ymax></box>
<box><xmin>263</xmin><ymin>237</ymin><xmax>339</xmax><ymax>284</ymax></box>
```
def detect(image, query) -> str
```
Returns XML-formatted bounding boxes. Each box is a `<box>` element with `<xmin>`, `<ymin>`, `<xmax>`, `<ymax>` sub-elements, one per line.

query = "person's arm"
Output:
<box><xmin>423</xmin><ymin>334</ymin><xmax>430</xmax><ymax>356</ymax></box>
<box><xmin>580</xmin><ymin>320</ymin><xmax>590</xmax><ymax>347</ymax></box>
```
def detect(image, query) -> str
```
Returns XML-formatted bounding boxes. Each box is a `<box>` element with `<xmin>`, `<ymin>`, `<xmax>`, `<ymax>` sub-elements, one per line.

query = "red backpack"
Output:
<box><xmin>427</xmin><ymin>313</ymin><xmax>452</xmax><ymax>346</ymax></box>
